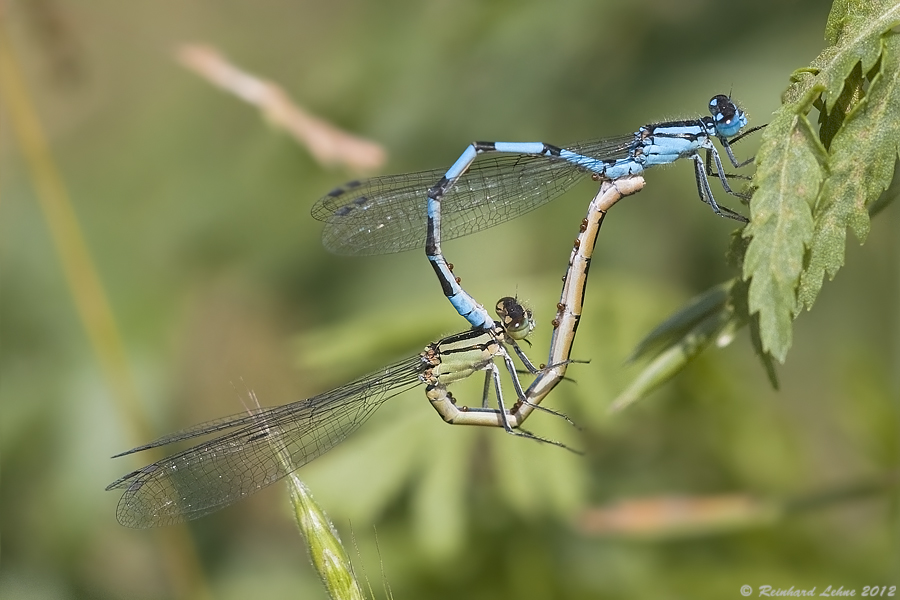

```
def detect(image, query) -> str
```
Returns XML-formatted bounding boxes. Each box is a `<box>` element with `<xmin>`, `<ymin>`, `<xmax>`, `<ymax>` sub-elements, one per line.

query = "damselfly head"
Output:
<box><xmin>708</xmin><ymin>94</ymin><xmax>747</xmax><ymax>138</ymax></box>
<box><xmin>495</xmin><ymin>296</ymin><xmax>535</xmax><ymax>341</ymax></box>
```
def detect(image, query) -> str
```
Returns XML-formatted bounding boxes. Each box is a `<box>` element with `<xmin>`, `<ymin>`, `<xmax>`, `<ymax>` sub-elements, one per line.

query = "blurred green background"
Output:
<box><xmin>2</xmin><ymin>1</ymin><xmax>898</xmax><ymax>598</ymax></box>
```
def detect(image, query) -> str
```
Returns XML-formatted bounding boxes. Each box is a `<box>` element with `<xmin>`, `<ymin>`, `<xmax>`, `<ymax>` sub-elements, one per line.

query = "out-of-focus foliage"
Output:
<box><xmin>1</xmin><ymin>1</ymin><xmax>897</xmax><ymax>599</ymax></box>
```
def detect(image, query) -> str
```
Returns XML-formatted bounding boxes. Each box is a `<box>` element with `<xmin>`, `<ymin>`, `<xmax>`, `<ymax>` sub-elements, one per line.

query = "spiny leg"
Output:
<box><xmin>691</xmin><ymin>153</ymin><xmax>748</xmax><ymax>222</ymax></box>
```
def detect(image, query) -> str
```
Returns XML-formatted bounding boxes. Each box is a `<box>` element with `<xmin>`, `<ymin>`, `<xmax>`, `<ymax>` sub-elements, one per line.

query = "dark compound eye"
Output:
<box><xmin>708</xmin><ymin>94</ymin><xmax>731</xmax><ymax>116</ymax></box>
<box><xmin>495</xmin><ymin>296</ymin><xmax>533</xmax><ymax>340</ymax></box>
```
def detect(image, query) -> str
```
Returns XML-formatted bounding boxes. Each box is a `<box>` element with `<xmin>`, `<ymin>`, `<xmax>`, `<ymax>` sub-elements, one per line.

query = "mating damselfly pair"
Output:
<box><xmin>107</xmin><ymin>95</ymin><xmax>758</xmax><ymax>527</ymax></box>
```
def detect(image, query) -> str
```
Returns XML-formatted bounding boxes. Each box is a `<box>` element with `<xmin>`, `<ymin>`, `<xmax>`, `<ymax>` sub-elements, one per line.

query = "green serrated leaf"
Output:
<box><xmin>743</xmin><ymin>110</ymin><xmax>825</xmax><ymax>362</ymax></box>
<box><xmin>824</xmin><ymin>0</ymin><xmax>871</xmax><ymax>45</ymax></box>
<box><xmin>817</xmin><ymin>61</ymin><xmax>866</xmax><ymax>149</ymax></box>
<box><xmin>726</xmin><ymin>233</ymin><xmax>779</xmax><ymax>387</ymax></box>
<box><xmin>869</xmin><ymin>167</ymin><xmax>900</xmax><ymax>216</ymax></box>
<box><xmin>728</xmin><ymin>277</ymin><xmax>780</xmax><ymax>388</ymax></box>
<box><xmin>787</xmin><ymin>0</ymin><xmax>900</xmax><ymax>109</ymax></box>
<box><xmin>798</xmin><ymin>34</ymin><xmax>900</xmax><ymax>310</ymax></box>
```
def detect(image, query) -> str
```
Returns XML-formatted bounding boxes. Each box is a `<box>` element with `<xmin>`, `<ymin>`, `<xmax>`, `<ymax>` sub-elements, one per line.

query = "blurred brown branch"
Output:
<box><xmin>578</xmin><ymin>472</ymin><xmax>899</xmax><ymax>540</ymax></box>
<box><xmin>578</xmin><ymin>493</ymin><xmax>779</xmax><ymax>540</ymax></box>
<box><xmin>176</xmin><ymin>43</ymin><xmax>387</xmax><ymax>173</ymax></box>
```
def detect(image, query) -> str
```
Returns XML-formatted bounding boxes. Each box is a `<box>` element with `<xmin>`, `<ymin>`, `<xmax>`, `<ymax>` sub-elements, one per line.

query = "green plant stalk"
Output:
<box><xmin>288</xmin><ymin>474</ymin><xmax>366</xmax><ymax>600</ymax></box>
